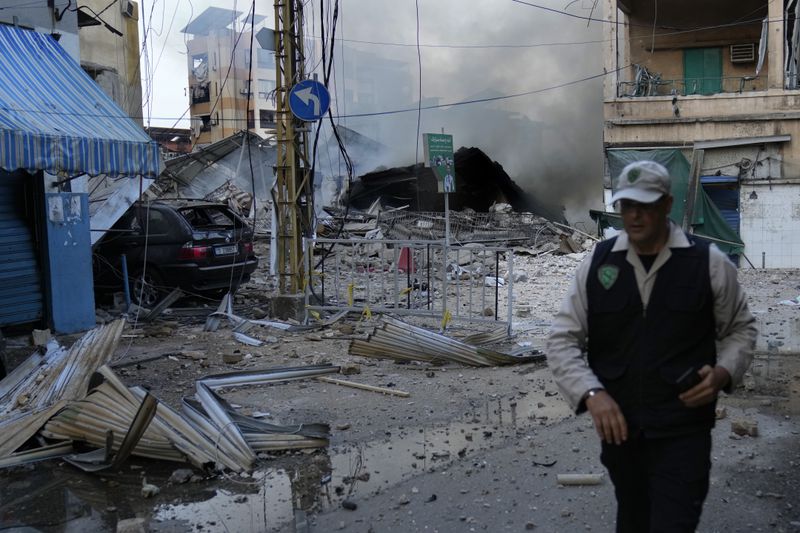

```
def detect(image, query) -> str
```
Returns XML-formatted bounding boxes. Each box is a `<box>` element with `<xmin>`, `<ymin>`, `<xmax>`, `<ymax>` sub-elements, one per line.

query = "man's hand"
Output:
<box><xmin>679</xmin><ymin>364</ymin><xmax>730</xmax><ymax>408</ymax></box>
<box><xmin>585</xmin><ymin>390</ymin><xmax>628</xmax><ymax>445</ymax></box>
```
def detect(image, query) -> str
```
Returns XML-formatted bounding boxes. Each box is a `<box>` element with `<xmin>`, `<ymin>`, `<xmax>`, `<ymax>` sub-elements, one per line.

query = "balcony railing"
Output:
<box><xmin>617</xmin><ymin>65</ymin><xmax>762</xmax><ymax>98</ymax></box>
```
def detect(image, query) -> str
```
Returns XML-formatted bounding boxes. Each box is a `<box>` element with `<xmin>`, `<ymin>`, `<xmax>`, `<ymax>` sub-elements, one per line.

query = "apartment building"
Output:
<box><xmin>79</xmin><ymin>0</ymin><xmax>143</xmax><ymax>125</ymax></box>
<box><xmin>182</xmin><ymin>7</ymin><xmax>277</xmax><ymax>147</ymax></box>
<box><xmin>602</xmin><ymin>0</ymin><xmax>800</xmax><ymax>267</ymax></box>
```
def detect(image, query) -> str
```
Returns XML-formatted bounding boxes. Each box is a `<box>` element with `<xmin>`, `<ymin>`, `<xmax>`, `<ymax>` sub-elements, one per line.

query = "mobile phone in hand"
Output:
<box><xmin>676</xmin><ymin>367</ymin><xmax>702</xmax><ymax>393</ymax></box>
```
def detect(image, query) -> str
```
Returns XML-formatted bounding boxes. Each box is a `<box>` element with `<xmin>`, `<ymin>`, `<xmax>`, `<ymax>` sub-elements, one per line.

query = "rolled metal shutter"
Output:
<box><xmin>0</xmin><ymin>172</ymin><xmax>44</xmax><ymax>326</ymax></box>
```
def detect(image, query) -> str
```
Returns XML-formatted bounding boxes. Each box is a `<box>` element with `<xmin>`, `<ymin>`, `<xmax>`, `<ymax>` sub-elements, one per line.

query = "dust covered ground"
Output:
<box><xmin>1</xmin><ymin>242</ymin><xmax>799</xmax><ymax>533</ymax></box>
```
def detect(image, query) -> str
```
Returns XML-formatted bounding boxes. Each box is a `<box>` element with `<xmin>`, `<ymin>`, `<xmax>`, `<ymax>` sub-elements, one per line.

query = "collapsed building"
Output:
<box><xmin>347</xmin><ymin>146</ymin><xmax>566</xmax><ymax>223</ymax></box>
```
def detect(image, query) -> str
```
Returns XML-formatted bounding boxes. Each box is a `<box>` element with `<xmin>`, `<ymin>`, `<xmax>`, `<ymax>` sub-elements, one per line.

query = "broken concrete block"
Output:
<box><xmin>340</xmin><ymin>364</ymin><xmax>361</xmax><ymax>376</ymax></box>
<box><xmin>32</xmin><ymin>329</ymin><xmax>52</xmax><ymax>347</ymax></box>
<box><xmin>731</xmin><ymin>419</ymin><xmax>759</xmax><ymax>437</ymax></box>
<box><xmin>168</xmin><ymin>468</ymin><xmax>195</xmax><ymax>484</ymax></box>
<box><xmin>223</xmin><ymin>353</ymin><xmax>243</xmax><ymax>364</ymax></box>
<box><xmin>141</xmin><ymin>479</ymin><xmax>160</xmax><ymax>498</ymax></box>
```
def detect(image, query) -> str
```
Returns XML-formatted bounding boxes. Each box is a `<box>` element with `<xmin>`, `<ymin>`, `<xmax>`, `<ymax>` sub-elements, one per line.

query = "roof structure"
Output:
<box><xmin>0</xmin><ymin>25</ymin><xmax>161</xmax><ymax>179</ymax></box>
<box><xmin>180</xmin><ymin>7</ymin><xmax>244</xmax><ymax>35</ymax></box>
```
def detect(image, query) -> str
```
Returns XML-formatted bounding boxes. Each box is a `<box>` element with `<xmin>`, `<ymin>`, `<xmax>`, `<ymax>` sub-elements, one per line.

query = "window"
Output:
<box><xmin>191</xmin><ymin>82</ymin><xmax>210</xmax><ymax>104</ymax></box>
<box><xmin>191</xmin><ymin>54</ymin><xmax>208</xmax><ymax>82</ymax></box>
<box><xmin>684</xmin><ymin>48</ymin><xmax>722</xmax><ymax>95</ymax></box>
<box><xmin>247</xmin><ymin>110</ymin><xmax>255</xmax><ymax>130</ymax></box>
<box><xmin>259</xmin><ymin>109</ymin><xmax>276</xmax><ymax>129</ymax></box>
<box><xmin>199</xmin><ymin>115</ymin><xmax>212</xmax><ymax>132</ymax></box>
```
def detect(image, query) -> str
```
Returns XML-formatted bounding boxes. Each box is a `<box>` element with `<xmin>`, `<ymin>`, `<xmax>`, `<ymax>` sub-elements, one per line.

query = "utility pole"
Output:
<box><xmin>273</xmin><ymin>0</ymin><xmax>314</xmax><ymax>294</ymax></box>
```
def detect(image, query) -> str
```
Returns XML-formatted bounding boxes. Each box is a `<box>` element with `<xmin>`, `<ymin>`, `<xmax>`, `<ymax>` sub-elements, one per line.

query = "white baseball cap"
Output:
<box><xmin>610</xmin><ymin>160</ymin><xmax>672</xmax><ymax>204</ymax></box>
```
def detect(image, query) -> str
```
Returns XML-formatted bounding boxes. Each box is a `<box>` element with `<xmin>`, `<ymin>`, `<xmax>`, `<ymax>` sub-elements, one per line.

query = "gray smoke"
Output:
<box><xmin>316</xmin><ymin>0</ymin><xmax>605</xmax><ymax>227</ymax></box>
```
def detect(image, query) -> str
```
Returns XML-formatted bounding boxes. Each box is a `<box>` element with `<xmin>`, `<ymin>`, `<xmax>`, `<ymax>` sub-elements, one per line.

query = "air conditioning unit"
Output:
<box><xmin>730</xmin><ymin>43</ymin><xmax>756</xmax><ymax>63</ymax></box>
<box><xmin>121</xmin><ymin>1</ymin><xmax>135</xmax><ymax>19</ymax></box>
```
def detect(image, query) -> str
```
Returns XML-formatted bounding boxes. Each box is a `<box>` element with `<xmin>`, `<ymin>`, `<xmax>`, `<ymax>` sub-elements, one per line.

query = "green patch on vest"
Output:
<box><xmin>598</xmin><ymin>264</ymin><xmax>619</xmax><ymax>290</ymax></box>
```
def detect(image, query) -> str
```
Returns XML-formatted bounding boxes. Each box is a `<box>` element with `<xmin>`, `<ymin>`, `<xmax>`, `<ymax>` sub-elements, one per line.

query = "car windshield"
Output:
<box><xmin>179</xmin><ymin>206</ymin><xmax>242</xmax><ymax>229</ymax></box>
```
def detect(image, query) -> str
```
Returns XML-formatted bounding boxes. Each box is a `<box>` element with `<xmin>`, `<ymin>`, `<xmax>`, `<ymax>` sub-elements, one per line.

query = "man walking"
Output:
<box><xmin>547</xmin><ymin>160</ymin><xmax>757</xmax><ymax>532</ymax></box>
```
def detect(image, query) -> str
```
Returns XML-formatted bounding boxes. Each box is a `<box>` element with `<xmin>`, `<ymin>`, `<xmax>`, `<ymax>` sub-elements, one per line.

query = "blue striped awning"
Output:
<box><xmin>0</xmin><ymin>24</ymin><xmax>161</xmax><ymax>178</ymax></box>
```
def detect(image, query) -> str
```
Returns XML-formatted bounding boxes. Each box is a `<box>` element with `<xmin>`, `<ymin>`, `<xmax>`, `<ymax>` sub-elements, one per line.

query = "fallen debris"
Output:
<box><xmin>731</xmin><ymin>419</ymin><xmax>759</xmax><ymax>437</ymax></box>
<box><xmin>0</xmin><ymin>320</ymin><xmax>126</xmax><ymax>459</ymax></box>
<box><xmin>2</xmin><ymin>363</ymin><xmax>339</xmax><ymax>473</ymax></box>
<box><xmin>349</xmin><ymin>316</ymin><xmax>541</xmax><ymax>367</ymax></box>
<box><xmin>556</xmin><ymin>473</ymin><xmax>604</xmax><ymax>486</ymax></box>
<box><xmin>316</xmin><ymin>376</ymin><xmax>410</xmax><ymax>398</ymax></box>
<box><xmin>142</xmin><ymin>288</ymin><xmax>184</xmax><ymax>321</ymax></box>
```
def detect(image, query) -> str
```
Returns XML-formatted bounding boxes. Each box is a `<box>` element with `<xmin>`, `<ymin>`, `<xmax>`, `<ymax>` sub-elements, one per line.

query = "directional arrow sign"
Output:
<box><xmin>289</xmin><ymin>80</ymin><xmax>330</xmax><ymax>121</ymax></box>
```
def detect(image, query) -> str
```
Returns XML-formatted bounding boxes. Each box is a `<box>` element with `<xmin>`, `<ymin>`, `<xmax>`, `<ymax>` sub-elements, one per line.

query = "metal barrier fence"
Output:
<box><xmin>304</xmin><ymin>238</ymin><xmax>514</xmax><ymax>332</ymax></box>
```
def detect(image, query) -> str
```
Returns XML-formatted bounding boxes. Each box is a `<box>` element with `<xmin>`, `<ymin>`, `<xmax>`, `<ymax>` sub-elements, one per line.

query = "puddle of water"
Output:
<box><xmin>0</xmin><ymin>391</ymin><xmax>570</xmax><ymax>532</ymax></box>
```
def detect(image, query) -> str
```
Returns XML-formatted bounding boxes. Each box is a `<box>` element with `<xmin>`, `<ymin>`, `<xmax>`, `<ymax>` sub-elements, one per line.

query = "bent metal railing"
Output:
<box><xmin>618</xmin><ymin>75</ymin><xmax>763</xmax><ymax>97</ymax></box>
<box><xmin>303</xmin><ymin>238</ymin><xmax>514</xmax><ymax>332</ymax></box>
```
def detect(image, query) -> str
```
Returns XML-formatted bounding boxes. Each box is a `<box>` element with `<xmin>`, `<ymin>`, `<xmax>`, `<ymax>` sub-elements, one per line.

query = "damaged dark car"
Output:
<box><xmin>93</xmin><ymin>201</ymin><xmax>259</xmax><ymax>307</ymax></box>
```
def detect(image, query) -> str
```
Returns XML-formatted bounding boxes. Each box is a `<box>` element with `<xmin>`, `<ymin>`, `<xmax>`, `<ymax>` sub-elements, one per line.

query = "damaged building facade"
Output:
<box><xmin>182</xmin><ymin>7</ymin><xmax>278</xmax><ymax>147</ymax></box>
<box><xmin>602</xmin><ymin>0</ymin><xmax>800</xmax><ymax>267</ymax></box>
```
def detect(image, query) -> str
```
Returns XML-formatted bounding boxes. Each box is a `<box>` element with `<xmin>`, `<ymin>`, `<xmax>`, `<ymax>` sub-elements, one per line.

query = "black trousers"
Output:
<box><xmin>600</xmin><ymin>430</ymin><xmax>712</xmax><ymax>533</ymax></box>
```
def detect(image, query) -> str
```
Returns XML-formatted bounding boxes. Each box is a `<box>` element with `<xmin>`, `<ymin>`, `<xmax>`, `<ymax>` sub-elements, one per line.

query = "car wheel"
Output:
<box><xmin>130</xmin><ymin>268</ymin><xmax>166</xmax><ymax>308</ymax></box>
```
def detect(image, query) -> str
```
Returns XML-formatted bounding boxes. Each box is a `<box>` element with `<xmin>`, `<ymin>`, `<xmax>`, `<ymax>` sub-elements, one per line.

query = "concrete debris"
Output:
<box><xmin>169</xmin><ymin>468</ymin><xmax>196</xmax><ymax>484</ymax></box>
<box><xmin>141</xmin><ymin>478</ymin><xmax>160</xmax><ymax>498</ymax></box>
<box><xmin>31</xmin><ymin>329</ymin><xmax>52</xmax><ymax>347</ymax></box>
<box><xmin>556</xmin><ymin>473</ymin><xmax>604</xmax><ymax>486</ymax></box>
<box><xmin>731</xmin><ymin>419</ymin><xmax>759</xmax><ymax>437</ymax></box>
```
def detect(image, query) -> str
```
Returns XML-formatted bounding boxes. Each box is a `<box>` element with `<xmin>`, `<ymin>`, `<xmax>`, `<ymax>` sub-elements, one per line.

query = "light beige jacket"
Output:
<box><xmin>547</xmin><ymin>222</ymin><xmax>757</xmax><ymax>412</ymax></box>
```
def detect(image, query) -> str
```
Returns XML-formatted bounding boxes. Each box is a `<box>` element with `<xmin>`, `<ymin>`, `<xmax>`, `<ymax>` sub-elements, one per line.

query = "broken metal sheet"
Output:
<box><xmin>461</xmin><ymin>327</ymin><xmax>511</xmax><ymax>346</ymax></box>
<box><xmin>0</xmin><ymin>401</ymin><xmax>68</xmax><ymax>457</ymax></box>
<box><xmin>198</xmin><ymin>364</ymin><xmax>340</xmax><ymax>390</ymax></box>
<box><xmin>64</xmin><ymin>392</ymin><xmax>158</xmax><ymax>472</ymax></box>
<box><xmin>184</xmin><ymin>396</ymin><xmax>330</xmax><ymax>448</ymax></box>
<box><xmin>349</xmin><ymin>316</ymin><xmax>538</xmax><ymax>367</ymax></box>
<box><xmin>0</xmin><ymin>319</ymin><xmax>124</xmax><ymax>418</ymax></box>
<box><xmin>232</xmin><ymin>331</ymin><xmax>263</xmax><ymax>346</ymax></box>
<box><xmin>194</xmin><ymin>382</ymin><xmax>256</xmax><ymax>469</ymax></box>
<box><xmin>0</xmin><ymin>441</ymin><xmax>74</xmax><ymax>469</ymax></box>
<box><xmin>142</xmin><ymin>288</ymin><xmax>184</xmax><ymax>322</ymax></box>
<box><xmin>0</xmin><ymin>352</ymin><xmax>43</xmax><ymax>400</ymax></box>
<box><xmin>204</xmin><ymin>292</ymin><xmax>233</xmax><ymax>332</ymax></box>
<box><xmin>10</xmin><ymin>363</ymin><xmax>338</xmax><ymax>473</ymax></box>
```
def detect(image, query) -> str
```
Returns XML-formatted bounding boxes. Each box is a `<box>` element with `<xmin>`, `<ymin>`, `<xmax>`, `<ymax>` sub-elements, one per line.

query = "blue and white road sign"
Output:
<box><xmin>289</xmin><ymin>80</ymin><xmax>330</xmax><ymax>121</ymax></box>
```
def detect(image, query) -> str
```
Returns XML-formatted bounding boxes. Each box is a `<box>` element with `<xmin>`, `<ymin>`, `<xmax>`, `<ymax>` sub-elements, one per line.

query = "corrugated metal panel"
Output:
<box><xmin>0</xmin><ymin>174</ymin><xmax>43</xmax><ymax>326</ymax></box>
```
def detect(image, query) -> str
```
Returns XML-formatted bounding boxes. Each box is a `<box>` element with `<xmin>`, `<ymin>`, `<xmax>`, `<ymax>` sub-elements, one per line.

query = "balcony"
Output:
<box><xmin>618</xmin><ymin>65</ymin><xmax>765</xmax><ymax>98</ymax></box>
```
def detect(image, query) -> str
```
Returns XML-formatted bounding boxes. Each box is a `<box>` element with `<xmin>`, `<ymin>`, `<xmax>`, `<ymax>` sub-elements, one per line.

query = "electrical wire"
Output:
<box><xmin>512</xmin><ymin>0</ymin><xmax>764</xmax><ymax>31</ymax></box>
<box><xmin>188</xmin><ymin>7</ymin><xmax>252</xmax><ymax>151</ymax></box>
<box><xmin>4</xmin><ymin>64</ymin><xmax>629</xmax><ymax>123</ymax></box>
<box><xmin>331</xmin><ymin>66</ymin><xmax>625</xmax><ymax>119</ymax></box>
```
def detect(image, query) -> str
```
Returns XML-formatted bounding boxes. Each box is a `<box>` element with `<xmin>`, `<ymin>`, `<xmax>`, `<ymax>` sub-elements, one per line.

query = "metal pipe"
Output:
<box><xmin>120</xmin><ymin>254</ymin><xmax>131</xmax><ymax>311</ymax></box>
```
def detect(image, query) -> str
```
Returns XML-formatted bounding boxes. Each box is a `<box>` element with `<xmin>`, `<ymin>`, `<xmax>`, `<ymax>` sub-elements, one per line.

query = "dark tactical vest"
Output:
<box><xmin>587</xmin><ymin>236</ymin><xmax>717</xmax><ymax>437</ymax></box>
